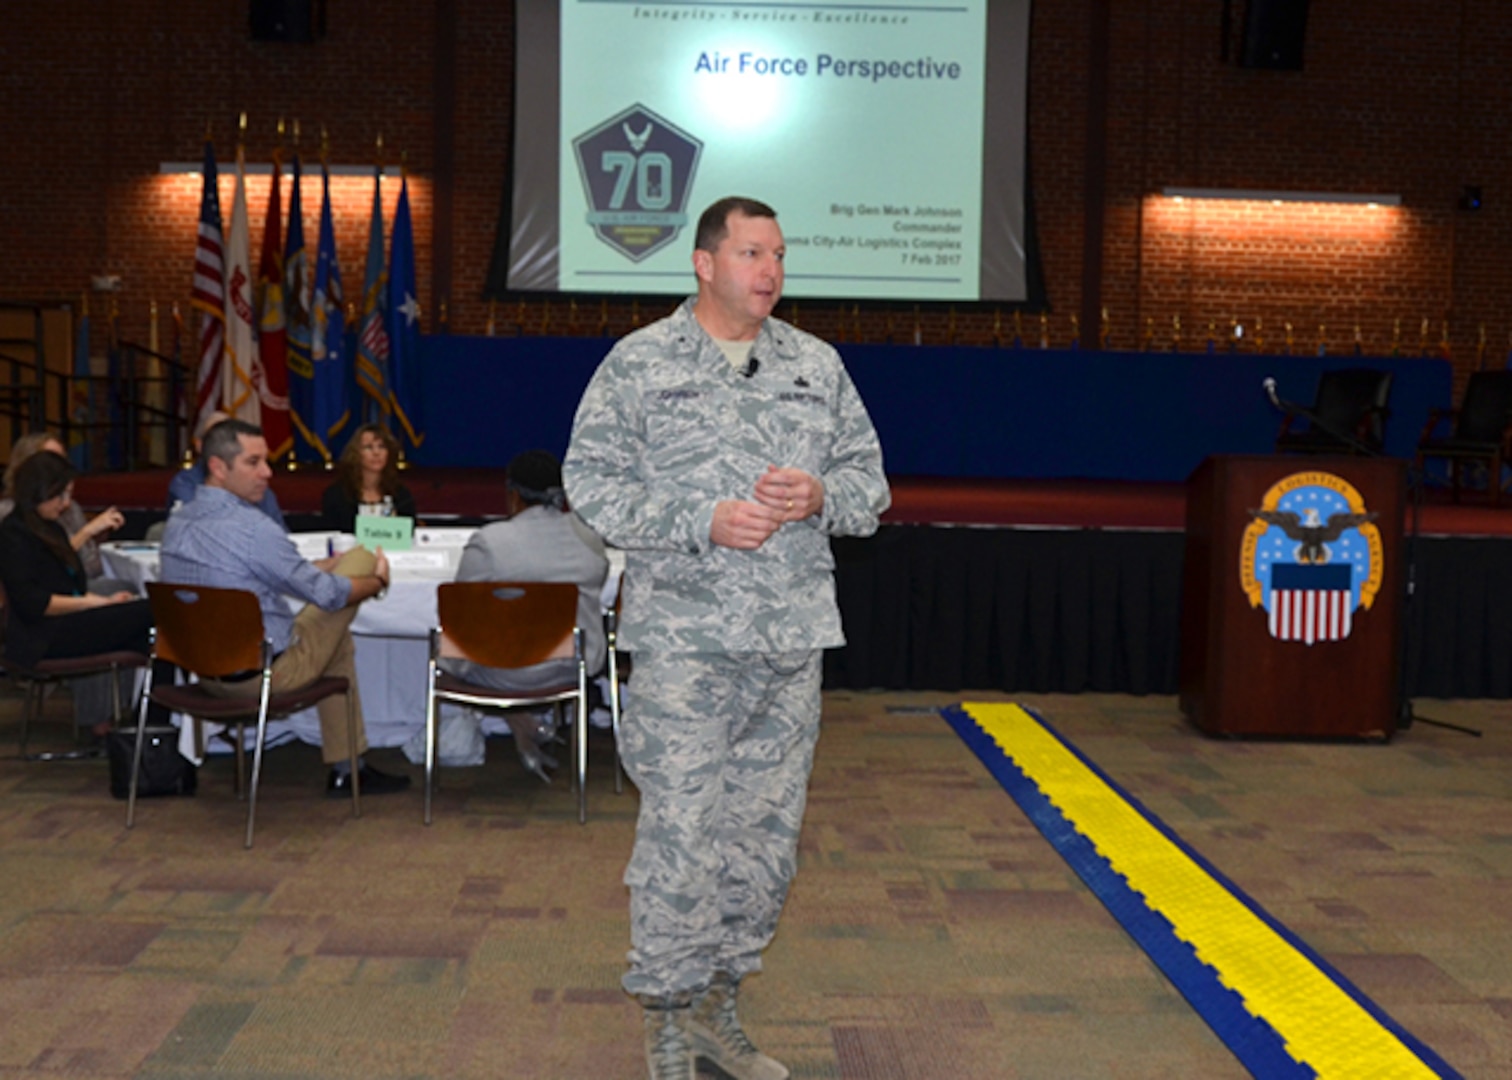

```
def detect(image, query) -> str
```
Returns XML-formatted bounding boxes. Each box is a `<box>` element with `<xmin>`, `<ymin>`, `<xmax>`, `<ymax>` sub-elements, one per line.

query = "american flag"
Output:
<box><xmin>190</xmin><ymin>140</ymin><xmax>225</xmax><ymax>437</ymax></box>
<box><xmin>1268</xmin><ymin>564</ymin><xmax>1354</xmax><ymax>645</ymax></box>
<box><xmin>355</xmin><ymin>166</ymin><xmax>391</xmax><ymax>419</ymax></box>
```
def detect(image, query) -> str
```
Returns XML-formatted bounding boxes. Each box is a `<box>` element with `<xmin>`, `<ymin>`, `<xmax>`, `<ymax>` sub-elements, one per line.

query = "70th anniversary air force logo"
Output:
<box><xmin>572</xmin><ymin>103</ymin><xmax>703</xmax><ymax>263</ymax></box>
<box><xmin>1239</xmin><ymin>471</ymin><xmax>1384</xmax><ymax>645</ymax></box>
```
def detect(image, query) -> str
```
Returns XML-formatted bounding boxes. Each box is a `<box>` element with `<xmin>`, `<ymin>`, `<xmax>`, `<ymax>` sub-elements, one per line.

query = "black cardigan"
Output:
<box><xmin>0</xmin><ymin>513</ymin><xmax>86</xmax><ymax>625</ymax></box>
<box><xmin>320</xmin><ymin>481</ymin><xmax>417</xmax><ymax>534</ymax></box>
<box><xmin>0</xmin><ymin>513</ymin><xmax>150</xmax><ymax>668</ymax></box>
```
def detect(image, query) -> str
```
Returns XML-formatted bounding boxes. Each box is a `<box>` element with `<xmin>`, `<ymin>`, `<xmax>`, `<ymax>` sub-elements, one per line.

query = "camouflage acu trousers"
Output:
<box><xmin>620</xmin><ymin>649</ymin><xmax>823</xmax><ymax>1000</ymax></box>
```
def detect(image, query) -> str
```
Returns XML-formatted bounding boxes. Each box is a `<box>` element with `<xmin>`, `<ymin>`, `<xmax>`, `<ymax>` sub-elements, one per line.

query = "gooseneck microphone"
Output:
<box><xmin>1262</xmin><ymin>376</ymin><xmax>1282</xmax><ymax>410</ymax></box>
<box><xmin>742</xmin><ymin>357</ymin><xmax>761</xmax><ymax>379</ymax></box>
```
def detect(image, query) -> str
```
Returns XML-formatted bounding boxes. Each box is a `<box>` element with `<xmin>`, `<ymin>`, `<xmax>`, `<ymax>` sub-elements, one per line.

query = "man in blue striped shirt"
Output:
<box><xmin>160</xmin><ymin>419</ymin><xmax>409</xmax><ymax>796</ymax></box>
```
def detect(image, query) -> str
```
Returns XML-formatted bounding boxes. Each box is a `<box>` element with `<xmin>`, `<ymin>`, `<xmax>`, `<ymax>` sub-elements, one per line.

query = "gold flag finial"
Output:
<box><xmin>292</xmin><ymin>118</ymin><xmax>301</xmax><ymax>147</ymax></box>
<box><xmin>1254</xmin><ymin>315</ymin><xmax>1265</xmax><ymax>351</ymax></box>
<box><xmin>1038</xmin><ymin>310</ymin><xmax>1049</xmax><ymax>349</ymax></box>
<box><xmin>485</xmin><ymin>300</ymin><xmax>496</xmax><ymax>338</ymax></box>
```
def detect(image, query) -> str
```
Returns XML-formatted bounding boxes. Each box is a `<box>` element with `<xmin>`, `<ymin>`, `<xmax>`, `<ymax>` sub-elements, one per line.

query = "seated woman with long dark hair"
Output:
<box><xmin>320</xmin><ymin>423</ymin><xmax>417</xmax><ymax>534</ymax></box>
<box><xmin>0</xmin><ymin>453</ymin><xmax>152</xmax><ymax>681</ymax></box>
<box><xmin>1</xmin><ymin>431</ymin><xmax>126</xmax><ymax>582</ymax></box>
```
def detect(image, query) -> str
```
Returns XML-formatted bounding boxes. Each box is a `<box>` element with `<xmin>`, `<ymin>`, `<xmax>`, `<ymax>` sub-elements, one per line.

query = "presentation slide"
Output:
<box><xmin>505</xmin><ymin>0</ymin><xmax>1031</xmax><ymax>303</ymax></box>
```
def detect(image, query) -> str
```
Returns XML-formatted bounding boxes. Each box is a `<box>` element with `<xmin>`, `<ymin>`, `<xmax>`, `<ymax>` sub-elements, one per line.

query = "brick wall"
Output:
<box><xmin>3</xmin><ymin>1</ymin><xmax>1510</xmax><ymax>386</ymax></box>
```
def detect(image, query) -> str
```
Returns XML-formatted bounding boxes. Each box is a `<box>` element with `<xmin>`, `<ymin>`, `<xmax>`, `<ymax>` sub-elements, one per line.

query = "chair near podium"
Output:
<box><xmin>1180</xmin><ymin>454</ymin><xmax>1406</xmax><ymax>738</ymax></box>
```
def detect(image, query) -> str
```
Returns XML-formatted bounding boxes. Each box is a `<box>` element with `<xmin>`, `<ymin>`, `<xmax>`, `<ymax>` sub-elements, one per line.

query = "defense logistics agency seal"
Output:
<box><xmin>1239</xmin><ymin>471</ymin><xmax>1383</xmax><ymax>645</ymax></box>
<box><xmin>573</xmin><ymin>104</ymin><xmax>702</xmax><ymax>262</ymax></box>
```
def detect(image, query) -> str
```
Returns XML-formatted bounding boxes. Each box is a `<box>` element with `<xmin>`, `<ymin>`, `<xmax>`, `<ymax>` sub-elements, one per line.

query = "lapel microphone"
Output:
<box><xmin>742</xmin><ymin>357</ymin><xmax>760</xmax><ymax>379</ymax></box>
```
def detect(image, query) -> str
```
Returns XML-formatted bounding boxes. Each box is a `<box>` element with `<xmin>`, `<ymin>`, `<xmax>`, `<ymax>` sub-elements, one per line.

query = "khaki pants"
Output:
<box><xmin>202</xmin><ymin>547</ymin><xmax>375</xmax><ymax>764</ymax></box>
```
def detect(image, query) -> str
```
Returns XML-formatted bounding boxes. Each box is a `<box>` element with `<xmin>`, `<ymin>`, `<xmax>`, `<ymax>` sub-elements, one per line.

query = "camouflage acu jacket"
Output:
<box><xmin>564</xmin><ymin>299</ymin><xmax>890</xmax><ymax>654</ymax></box>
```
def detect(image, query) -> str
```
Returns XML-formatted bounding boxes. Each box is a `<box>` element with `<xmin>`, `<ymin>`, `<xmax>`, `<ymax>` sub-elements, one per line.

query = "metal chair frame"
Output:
<box><xmin>424</xmin><ymin>581</ymin><xmax>589</xmax><ymax>825</ymax></box>
<box><xmin>604</xmin><ymin>595</ymin><xmax>624</xmax><ymax>795</ymax></box>
<box><xmin>128</xmin><ymin>582</ymin><xmax>359</xmax><ymax>848</ymax></box>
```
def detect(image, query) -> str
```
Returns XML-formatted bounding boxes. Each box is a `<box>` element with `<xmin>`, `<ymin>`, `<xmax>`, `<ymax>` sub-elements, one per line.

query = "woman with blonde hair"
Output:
<box><xmin>320</xmin><ymin>423</ymin><xmax>417</xmax><ymax>533</ymax></box>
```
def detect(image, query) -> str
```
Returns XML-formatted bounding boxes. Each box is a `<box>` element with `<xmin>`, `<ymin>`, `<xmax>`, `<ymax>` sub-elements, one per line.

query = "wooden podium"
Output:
<box><xmin>1180</xmin><ymin>454</ymin><xmax>1405</xmax><ymax>738</ymax></box>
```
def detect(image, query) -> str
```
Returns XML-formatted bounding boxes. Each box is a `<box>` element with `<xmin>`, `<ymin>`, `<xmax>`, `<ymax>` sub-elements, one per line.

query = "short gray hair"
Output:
<box><xmin>202</xmin><ymin>418</ymin><xmax>263</xmax><ymax>468</ymax></box>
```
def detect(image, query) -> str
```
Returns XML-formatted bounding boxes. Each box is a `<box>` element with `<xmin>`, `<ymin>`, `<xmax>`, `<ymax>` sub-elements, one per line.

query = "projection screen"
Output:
<box><xmin>499</xmin><ymin>0</ymin><xmax>1033</xmax><ymax>303</ymax></box>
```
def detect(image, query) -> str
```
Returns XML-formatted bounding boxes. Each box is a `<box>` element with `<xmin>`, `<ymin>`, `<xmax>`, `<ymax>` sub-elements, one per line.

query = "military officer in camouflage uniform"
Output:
<box><xmin>564</xmin><ymin>196</ymin><xmax>889</xmax><ymax>1080</ymax></box>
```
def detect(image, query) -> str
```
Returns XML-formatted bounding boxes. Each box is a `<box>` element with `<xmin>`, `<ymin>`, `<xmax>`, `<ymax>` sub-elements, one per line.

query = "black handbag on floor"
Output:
<box><xmin>106</xmin><ymin>725</ymin><xmax>197</xmax><ymax>799</ymax></box>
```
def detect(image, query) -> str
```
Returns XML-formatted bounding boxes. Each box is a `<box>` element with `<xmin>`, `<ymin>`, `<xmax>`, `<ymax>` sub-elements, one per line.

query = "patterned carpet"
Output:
<box><xmin>0</xmin><ymin>685</ymin><xmax>1509</xmax><ymax>1078</ymax></box>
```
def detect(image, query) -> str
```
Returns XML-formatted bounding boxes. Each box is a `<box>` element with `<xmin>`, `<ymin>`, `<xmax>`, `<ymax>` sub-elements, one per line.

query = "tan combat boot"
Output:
<box><xmin>641</xmin><ymin>1000</ymin><xmax>695</xmax><ymax>1080</ymax></box>
<box><xmin>687</xmin><ymin>974</ymin><xmax>789</xmax><ymax>1080</ymax></box>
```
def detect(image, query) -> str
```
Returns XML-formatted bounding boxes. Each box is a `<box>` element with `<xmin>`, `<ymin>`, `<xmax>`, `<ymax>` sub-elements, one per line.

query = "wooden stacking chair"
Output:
<box><xmin>128</xmin><ymin>582</ymin><xmax>360</xmax><ymax>848</ymax></box>
<box><xmin>423</xmin><ymin>581</ymin><xmax>588</xmax><ymax>825</ymax></box>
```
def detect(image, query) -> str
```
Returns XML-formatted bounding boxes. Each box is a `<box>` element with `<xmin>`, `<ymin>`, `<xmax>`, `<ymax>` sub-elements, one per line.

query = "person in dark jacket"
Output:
<box><xmin>0</xmin><ymin>454</ymin><xmax>154</xmax><ymax>735</ymax></box>
<box><xmin>320</xmin><ymin>423</ymin><xmax>417</xmax><ymax>533</ymax></box>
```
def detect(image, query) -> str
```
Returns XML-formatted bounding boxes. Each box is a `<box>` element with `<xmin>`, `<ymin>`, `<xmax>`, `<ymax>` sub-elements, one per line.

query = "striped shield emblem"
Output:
<box><xmin>1268</xmin><ymin>564</ymin><xmax>1353</xmax><ymax>644</ymax></box>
